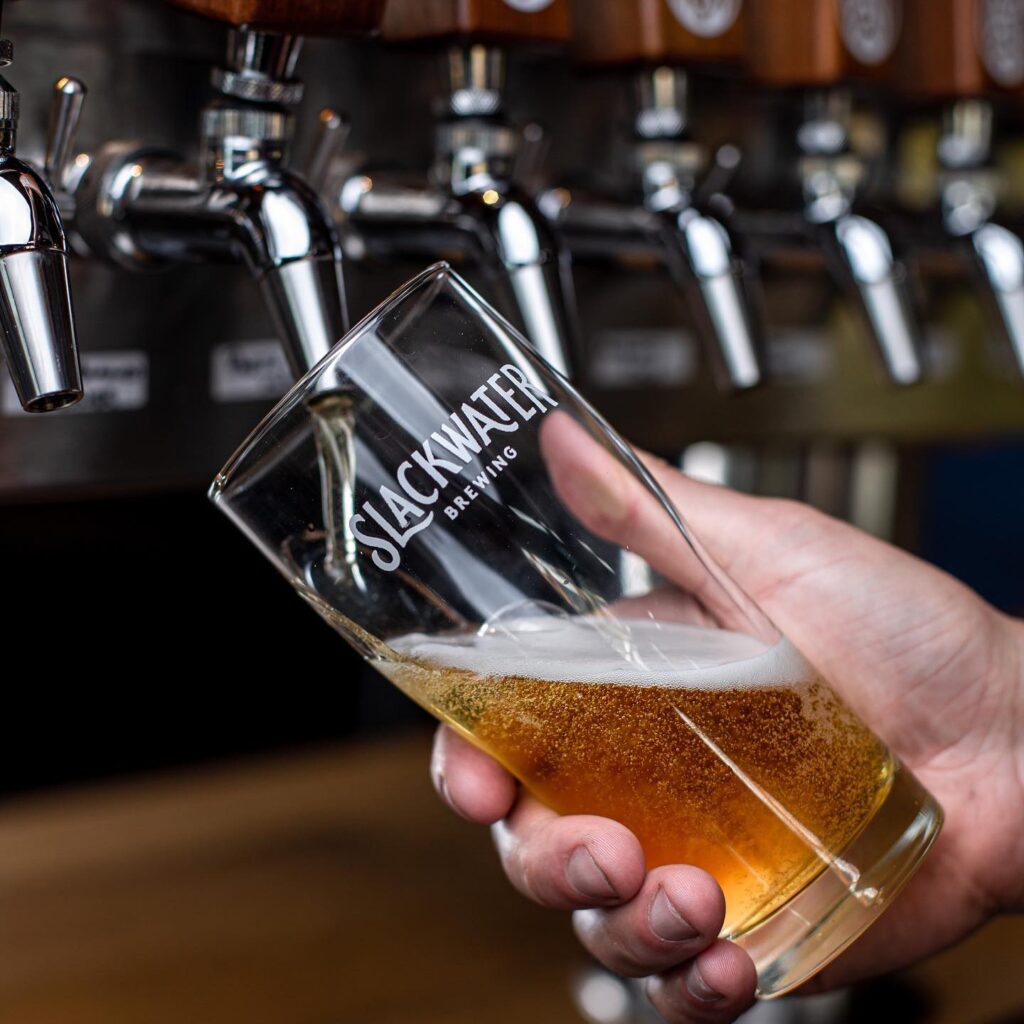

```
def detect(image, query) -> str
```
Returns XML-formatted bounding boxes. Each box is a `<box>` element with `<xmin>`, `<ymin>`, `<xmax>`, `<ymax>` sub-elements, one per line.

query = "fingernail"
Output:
<box><xmin>566</xmin><ymin>845</ymin><xmax>617</xmax><ymax>900</ymax></box>
<box><xmin>686</xmin><ymin>962</ymin><xmax>724</xmax><ymax>1004</ymax></box>
<box><xmin>649</xmin><ymin>886</ymin><xmax>698</xmax><ymax>942</ymax></box>
<box><xmin>566</xmin><ymin>465</ymin><xmax>632</xmax><ymax>527</ymax></box>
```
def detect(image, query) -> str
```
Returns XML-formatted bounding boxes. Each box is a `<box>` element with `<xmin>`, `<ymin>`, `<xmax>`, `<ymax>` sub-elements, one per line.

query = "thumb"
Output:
<box><xmin>540</xmin><ymin>411</ymin><xmax>786</xmax><ymax>637</ymax></box>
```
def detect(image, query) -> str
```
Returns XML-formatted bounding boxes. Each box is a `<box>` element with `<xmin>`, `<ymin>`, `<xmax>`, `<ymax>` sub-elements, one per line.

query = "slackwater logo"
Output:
<box><xmin>839</xmin><ymin>0</ymin><xmax>902</xmax><ymax>66</ymax></box>
<box><xmin>501</xmin><ymin>0</ymin><xmax>556</xmax><ymax>12</ymax></box>
<box><xmin>349</xmin><ymin>364</ymin><xmax>558</xmax><ymax>572</ymax></box>
<box><xmin>980</xmin><ymin>0</ymin><xmax>1024</xmax><ymax>87</ymax></box>
<box><xmin>667</xmin><ymin>0</ymin><xmax>742</xmax><ymax>36</ymax></box>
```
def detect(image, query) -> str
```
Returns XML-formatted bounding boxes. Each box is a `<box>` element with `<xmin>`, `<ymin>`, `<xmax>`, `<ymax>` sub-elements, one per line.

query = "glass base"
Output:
<box><xmin>733</xmin><ymin>764</ymin><xmax>943</xmax><ymax>999</ymax></box>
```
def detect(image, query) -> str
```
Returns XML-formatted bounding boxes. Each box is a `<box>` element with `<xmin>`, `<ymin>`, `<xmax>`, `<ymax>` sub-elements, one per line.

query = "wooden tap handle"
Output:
<box><xmin>381</xmin><ymin>0</ymin><xmax>571</xmax><ymax>45</ymax></box>
<box><xmin>161</xmin><ymin>0</ymin><xmax>387</xmax><ymax>35</ymax></box>
<box><xmin>746</xmin><ymin>0</ymin><xmax>904</xmax><ymax>86</ymax></box>
<box><xmin>570</xmin><ymin>0</ymin><xmax>745</xmax><ymax>67</ymax></box>
<box><xmin>898</xmin><ymin>0</ymin><xmax>1024</xmax><ymax>99</ymax></box>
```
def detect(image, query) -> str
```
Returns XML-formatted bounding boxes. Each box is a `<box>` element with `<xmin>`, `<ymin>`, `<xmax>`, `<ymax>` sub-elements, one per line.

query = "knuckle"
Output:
<box><xmin>597</xmin><ymin>939</ymin><xmax>656</xmax><ymax>979</ymax></box>
<box><xmin>575</xmin><ymin>914</ymin><xmax>669</xmax><ymax>978</ymax></box>
<box><xmin>504</xmin><ymin>840</ymin><xmax>538</xmax><ymax>900</ymax></box>
<box><xmin>505</xmin><ymin>836</ymin><xmax>564</xmax><ymax>907</ymax></box>
<box><xmin>763</xmin><ymin>496</ymin><xmax>828</xmax><ymax>539</ymax></box>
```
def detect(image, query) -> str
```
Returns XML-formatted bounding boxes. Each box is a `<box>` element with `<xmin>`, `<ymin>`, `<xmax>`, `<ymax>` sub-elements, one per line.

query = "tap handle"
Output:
<box><xmin>44</xmin><ymin>75</ymin><xmax>87</xmax><ymax>189</ymax></box>
<box><xmin>695</xmin><ymin>144</ymin><xmax>741</xmax><ymax>208</ymax></box>
<box><xmin>303</xmin><ymin>107</ymin><xmax>349</xmax><ymax>194</ymax></box>
<box><xmin>513</xmin><ymin>122</ymin><xmax>549</xmax><ymax>193</ymax></box>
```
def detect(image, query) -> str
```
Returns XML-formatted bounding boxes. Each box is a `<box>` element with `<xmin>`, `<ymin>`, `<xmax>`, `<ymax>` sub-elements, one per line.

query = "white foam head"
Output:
<box><xmin>388</xmin><ymin>616</ymin><xmax>812</xmax><ymax>690</ymax></box>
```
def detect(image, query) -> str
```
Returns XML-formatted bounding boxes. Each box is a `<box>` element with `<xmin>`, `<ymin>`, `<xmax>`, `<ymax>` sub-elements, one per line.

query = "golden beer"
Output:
<box><xmin>378</xmin><ymin>617</ymin><xmax>897</xmax><ymax>936</ymax></box>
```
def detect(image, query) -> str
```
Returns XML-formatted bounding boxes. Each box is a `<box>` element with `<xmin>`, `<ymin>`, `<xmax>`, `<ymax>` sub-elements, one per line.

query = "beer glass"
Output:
<box><xmin>210</xmin><ymin>263</ymin><xmax>942</xmax><ymax>999</ymax></box>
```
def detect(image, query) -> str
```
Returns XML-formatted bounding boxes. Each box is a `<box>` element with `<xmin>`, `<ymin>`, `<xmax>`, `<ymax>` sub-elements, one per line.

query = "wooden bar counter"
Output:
<box><xmin>0</xmin><ymin>731</ymin><xmax>1020</xmax><ymax>1023</ymax></box>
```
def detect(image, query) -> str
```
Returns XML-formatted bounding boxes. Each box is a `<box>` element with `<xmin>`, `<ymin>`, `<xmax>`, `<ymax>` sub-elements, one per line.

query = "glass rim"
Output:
<box><xmin>207</xmin><ymin>256</ymin><xmax>785</xmax><ymax>650</ymax></box>
<box><xmin>209</xmin><ymin>260</ymin><xmax>454</xmax><ymax>504</ymax></box>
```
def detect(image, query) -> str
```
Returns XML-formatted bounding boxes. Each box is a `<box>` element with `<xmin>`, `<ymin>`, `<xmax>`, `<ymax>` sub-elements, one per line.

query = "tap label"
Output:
<box><xmin>667</xmin><ymin>0</ymin><xmax>742</xmax><ymax>37</ymax></box>
<box><xmin>839</xmin><ymin>0</ymin><xmax>902</xmax><ymax>65</ymax></box>
<box><xmin>211</xmin><ymin>340</ymin><xmax>292</xmax><ymax>403</ymax></box>
<box><xmin>500</xmin><ymin>0</ymin><xmax>556</xmax><ymax>11</ymax></box>
<box><xmin>980</xmin><ymin>0</ymin><xmax>1024</xmax><ymax>86</ymax></box>
<box><xmin>349</xmin><ymin>364</ymin><xmax>558</xmax><ymax>573</ymax></box>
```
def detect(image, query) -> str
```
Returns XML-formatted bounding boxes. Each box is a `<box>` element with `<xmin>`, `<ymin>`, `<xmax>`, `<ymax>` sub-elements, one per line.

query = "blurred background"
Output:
<box><xmin>0</xmin><ymin>0</ymin><xmax>1021</xmax><ymax>1021</ymax></box>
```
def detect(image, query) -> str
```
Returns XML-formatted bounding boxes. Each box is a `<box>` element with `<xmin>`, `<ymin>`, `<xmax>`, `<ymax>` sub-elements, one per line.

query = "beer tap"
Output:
<box><xmin>0</xmin><ymin>24</ymin><xmax>85</xmax><ymax>412</ymax></box>
<box><xmin>73</xmin><ymin>27</ymin><xmax>346</xmax><ymax>376</ymax></box>
<box><xmin>895</xmin><ymin>0</ymin><xmax>1024</xmax><ymax>379</ymax></box>
<box><xmin>335</xmin><ymin>0</ymin><xmax>578</xmax><ymax>379</ymax></box>
<box><xmin>541</xmin><ymin>0</ymin><xmax>765</xmax><ymax>394</ymax></box>
<box><xmin>938</xmin><ymin>101</ymin><xmax>1024</xmax><ymax>376</ymax></box>
<box><xmin>734</xmin><ymin>0</ymin><xmax>926</xmax><ymax>387</ymax></box>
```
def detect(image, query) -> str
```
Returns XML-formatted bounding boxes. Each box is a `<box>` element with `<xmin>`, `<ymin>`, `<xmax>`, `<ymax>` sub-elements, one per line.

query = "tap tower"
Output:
<box><xmin>741</xmin><ymin>0</ymin><xmax>926</xmax><ymax>386</ymax></box>
<box><xmin>339</xmin><ymin>0</ymin><xmax>579</xmax><ymax>379</ymax></box>
<box><xmin>546</xmin><ymin>0</ymin><xmax>763</xmax><ymax>392</ymax></box>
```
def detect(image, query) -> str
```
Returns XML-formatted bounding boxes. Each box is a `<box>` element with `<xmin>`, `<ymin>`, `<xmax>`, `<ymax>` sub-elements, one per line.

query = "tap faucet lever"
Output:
<box><xmin>304</xmin><ymin>107</ymin><xmax>350</xmax><ymax>195</ymax></box>
<box><xmin>44</xmin><ymin>75</ymin><xmax>86</xmax><ymax>192</ymax></box>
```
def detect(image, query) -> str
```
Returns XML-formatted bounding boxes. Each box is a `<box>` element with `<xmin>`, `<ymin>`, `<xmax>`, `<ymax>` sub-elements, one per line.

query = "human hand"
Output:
<box><xmin>430</xmin><ymin>416</ymin><xmax>1024</xmax><ymax>1022</ymax></box>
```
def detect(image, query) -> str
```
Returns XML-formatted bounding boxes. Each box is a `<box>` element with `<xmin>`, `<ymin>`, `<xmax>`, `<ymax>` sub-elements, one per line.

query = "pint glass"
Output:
<box><xmin>210</xmin><ymin>263</ymin><xmax>942</xmax><ymax>998</ymax></box>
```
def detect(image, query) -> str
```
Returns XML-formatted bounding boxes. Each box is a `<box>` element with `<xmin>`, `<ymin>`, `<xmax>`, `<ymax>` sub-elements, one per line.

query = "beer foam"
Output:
<box><xmin>387</xmin><ymin>617</ymin><xmax>813</xmax><ymax>691</ymax></box>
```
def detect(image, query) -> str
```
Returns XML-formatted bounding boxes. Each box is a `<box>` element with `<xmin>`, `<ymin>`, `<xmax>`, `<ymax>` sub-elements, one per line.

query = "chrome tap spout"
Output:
<box><xmin>0</xmin><ymin>71</ymin><xmax>85</xmax><ymax>412</ymax></box>
<box><xmin>117</xmin><ymin>152</ymin><xmax>346</xmax><ymax>376</ymax></box>
<box><xmin>335</xmin><ymin>42</ymin><xmax>577</xmax><ymax>380</ymax></box>
<box><xmin>659</xmin><ymin>206</ymin><xmax>762</xmax><ymax>390</ymax></box>
<box><xmin>461</xmin><ymin>187</ymin><xmax>577</xmax><ymax>378</ymax></box>
<box><xmin>71</xmin><ymin>28</ymin><xmax>346</xmax><ymax>378</ymax></box>
<box><xmin>932</xmin><ymin>100</ymin><xmax>1024</xmax><ymax>379</ymax></box>
<box><xmin>969</xmin><ymin>222</ymin><xmax>1024</xmax><ymax>377</ymax></box>
<box><xmin>820</xmin><ymin>213</ymin><xmax>923</xmax><ymax>387</ymax></box>
<box><xmin>0</xmin><ymin>154</ymin><xmax>81</xmax><ymax>411</ymax></box>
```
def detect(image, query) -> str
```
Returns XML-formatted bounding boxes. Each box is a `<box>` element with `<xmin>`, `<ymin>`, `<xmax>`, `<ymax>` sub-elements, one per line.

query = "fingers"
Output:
<box><xmin>645</xmin><ymin>940</ymin><xmax>758</xmax><ymax>1024</ymax></box>
<box><xmin>431</xmin><ymin>725</ymin><xmax>517</xmax><ymax>824</ymax></box>
<box><xmin>572</xmin><ymin>862</ymin><xmax>757</xmax><ymax>1024</ymax></box>
<box><xmin>572</xmin><ymin>865</ymin><xmax>725</xmax><ymax>977</ymax></box>
<box><xmin>492</xmin><ymin>794</ymin><xmax>646</xmax><ymax>910</ymax></box>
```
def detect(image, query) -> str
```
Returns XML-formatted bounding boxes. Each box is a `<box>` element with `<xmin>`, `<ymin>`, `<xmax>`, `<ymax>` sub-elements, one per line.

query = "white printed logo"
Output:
<box><xmin>501</xmin><ymin>0</ymin><xmax>556</xmax><ymax>12</ymax></box>
<box><xmin>981</xmin><ymin>0</ymin><xmax>1024</xmax><ymax>86</ymax></box>
<box><xmin>839</xmin><ymin>0</ymin><xmax>902</xmax><ymax>65</ymax></box>
<box><xmin>667</xmin><ymin>0</ymin><xmax>742</xmax><ymax>37</ymax></box>
<box><xmin>350</xmin><ymin>364</ymin><xmax>558</xmax><ymax>573</ymax></box>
